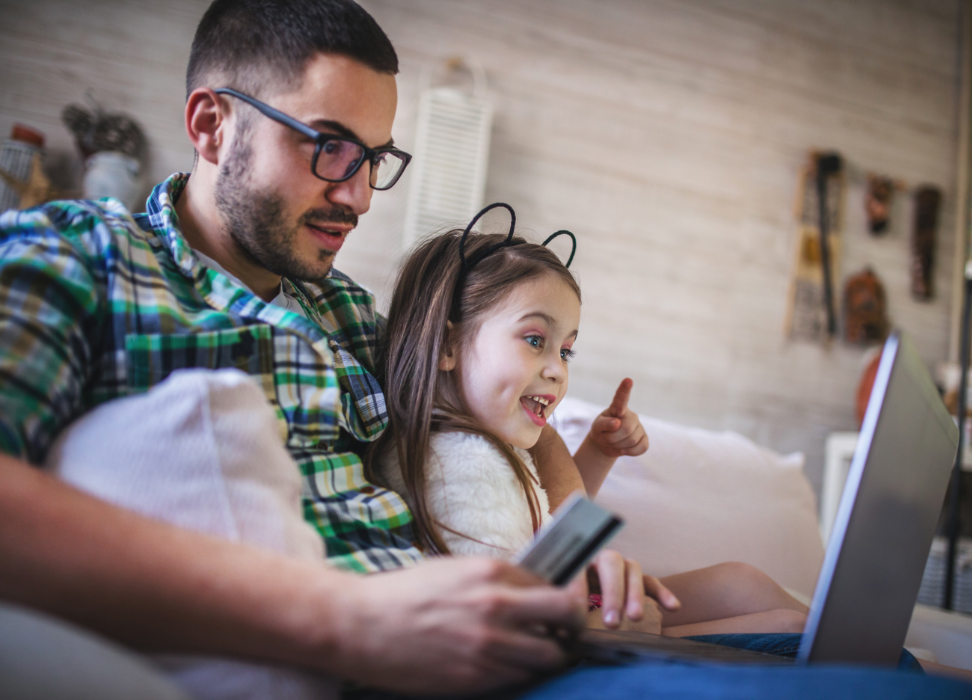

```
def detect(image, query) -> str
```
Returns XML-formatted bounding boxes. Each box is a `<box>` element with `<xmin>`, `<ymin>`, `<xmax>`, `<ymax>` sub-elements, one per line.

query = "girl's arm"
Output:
<box><xmin>570</xmin><ymin>379</ymin><xmax>650</xmax><ymax>497</ymax></box>
<box><xmin>571</xmin><ymin>435</ymin><xmax>620</xmax><ymax>496</ymax></box>
<box><xmin>530</xmin><ymin>425</ymin><xmax>586</xmax><ymax>509</ymax></box>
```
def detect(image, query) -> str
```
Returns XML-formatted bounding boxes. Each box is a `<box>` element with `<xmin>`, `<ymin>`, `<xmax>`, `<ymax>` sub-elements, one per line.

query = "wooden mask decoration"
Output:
<box><xmin>843</xmin><ymin>267</ymin><xmax>889</xmax><ymax>345</ymax></box>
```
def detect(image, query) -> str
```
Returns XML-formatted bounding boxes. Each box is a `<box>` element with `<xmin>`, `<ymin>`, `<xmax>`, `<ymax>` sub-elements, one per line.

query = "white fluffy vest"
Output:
<box><xmin>377</xmin><ymin>431</ymin><xmax>551</xmax><ymax>557</ymax></box>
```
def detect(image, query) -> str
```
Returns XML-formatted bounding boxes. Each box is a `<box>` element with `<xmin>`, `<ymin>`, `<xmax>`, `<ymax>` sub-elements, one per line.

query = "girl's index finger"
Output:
<box><xmin>608</xmin><ymin>378</ymin><xmax>633</xmax><ymax>417</ymax></box>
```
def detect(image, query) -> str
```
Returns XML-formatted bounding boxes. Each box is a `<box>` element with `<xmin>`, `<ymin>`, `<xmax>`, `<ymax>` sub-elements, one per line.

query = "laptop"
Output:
<box><xmin>570</xmin><ymin>330</ymin><xmax>959</xmax><ymax>666</ymax></box>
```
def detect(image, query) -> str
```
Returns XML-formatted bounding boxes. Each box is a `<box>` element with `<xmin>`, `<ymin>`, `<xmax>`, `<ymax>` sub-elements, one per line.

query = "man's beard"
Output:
<box><xmin>214</xmin><ymin>133</ymin><xmax>357</xmax><ymax>283</ymax></box>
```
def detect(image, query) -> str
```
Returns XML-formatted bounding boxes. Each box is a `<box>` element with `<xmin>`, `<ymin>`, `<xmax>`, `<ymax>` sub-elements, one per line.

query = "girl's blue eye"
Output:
<box><xmin>526</xmin><ymin>335</ymin><xmax>543</xmax><ymax>349</ymax></box>
<box><xmin>561</xmin><ymin>348</ymin><xmax>576</xmax><ymax>362</ymax></box>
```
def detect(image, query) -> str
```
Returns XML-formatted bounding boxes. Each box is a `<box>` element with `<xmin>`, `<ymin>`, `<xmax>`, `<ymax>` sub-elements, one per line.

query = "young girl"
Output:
<box><xmin>370</xmin><ymin>205</ymin><xmax>808</xmax><ymax>636</ymax></box>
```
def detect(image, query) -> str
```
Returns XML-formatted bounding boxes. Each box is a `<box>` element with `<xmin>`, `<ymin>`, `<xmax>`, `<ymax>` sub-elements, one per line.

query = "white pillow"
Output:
<box><xmin>550</xmin><ymin>397</ymin><xmax>824</xmax><ymax>597</ymax></box>
<box><xmin>46</xmin><ymin>368</ymin><xmax>324</xmax><ymax>561</ymax></box>
<box><xmin>45</xmin><ymin>369</ymin><xmax>335</xmax><ymax>700</ymax></box>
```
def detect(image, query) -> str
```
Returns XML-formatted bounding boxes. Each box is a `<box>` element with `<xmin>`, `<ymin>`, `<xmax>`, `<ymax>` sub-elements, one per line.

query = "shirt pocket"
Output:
<box><xmin>124</xmin><ymin>324</ymin><xmax>342</xmax><ymax>447</ymax></box>
<box><xmin>125</xmin><ymin>325</ymin><xmax>274</xmax><ymax>394</ymax></box>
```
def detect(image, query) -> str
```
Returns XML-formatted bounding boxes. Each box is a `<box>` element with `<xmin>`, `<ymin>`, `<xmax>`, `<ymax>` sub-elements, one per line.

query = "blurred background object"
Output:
<box><xmin>865</xmin><ymin>174</ymin><xmax>894</xmax><ymax>236</ymax></box>
<box><xmin>843</xmin><ymin>267</ymin><xmax>889</xmax><ymax>346</ymax></box>
<box><xmin>785</xmin><ymin>150</ymin><xmax>845</xmax><ymax>344</ymax></box>
<box><xmin>62</xmin><ymin>98</ymin><xmax>146</xmax><ymax>212</ymax></box>
<box><xmin>404</xmin><ymin>56</ymin><xmax>492</xmax><ymax>246</ymax></box>
<box><xmin>0</xmin><ymin>124</ymin><xmax>46</xmax><ymax>212</ymax></box>
<box><xmin>911</xmin><ymin>185</ymin><xmax>943</xmax><ymax>301</ymax></box>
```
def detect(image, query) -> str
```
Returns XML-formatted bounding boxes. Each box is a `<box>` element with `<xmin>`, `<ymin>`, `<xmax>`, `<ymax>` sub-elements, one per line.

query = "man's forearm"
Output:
<box><xmin>0</xmin><ymin>453</ymin><xmax>346</xmax><ymax>669</ymax></box>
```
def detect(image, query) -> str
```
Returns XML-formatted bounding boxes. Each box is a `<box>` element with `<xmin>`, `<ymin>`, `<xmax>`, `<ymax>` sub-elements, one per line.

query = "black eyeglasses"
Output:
<box><xmin>214</xmin><ymin>88</ymin><xmax>412</xmax><ymax>191</ymax></box>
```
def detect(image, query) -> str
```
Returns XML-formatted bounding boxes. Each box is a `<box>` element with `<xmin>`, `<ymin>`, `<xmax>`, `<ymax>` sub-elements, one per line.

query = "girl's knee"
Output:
<box><xmin>769</xmin><ymin>607</ymin><xmax>807</xmax><ymax>633</ymax></box>
<box><xmin>712</xmin><ymin>561</ymin><xmax>802</xmax><ymax>611</ymax></box>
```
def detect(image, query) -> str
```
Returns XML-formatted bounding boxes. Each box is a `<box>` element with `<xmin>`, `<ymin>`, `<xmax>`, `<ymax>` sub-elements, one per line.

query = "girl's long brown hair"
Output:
<box><xmin>366</xmin><ymin>230</ymin><xmax>581</xmax><ymax>554</ymax></box>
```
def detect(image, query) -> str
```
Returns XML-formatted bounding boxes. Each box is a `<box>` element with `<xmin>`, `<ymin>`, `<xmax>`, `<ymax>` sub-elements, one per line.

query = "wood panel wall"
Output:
<box><xmin>0</xmin><ymin>0</ymin><xmax>963</xmax><ymax>495</ymax></box>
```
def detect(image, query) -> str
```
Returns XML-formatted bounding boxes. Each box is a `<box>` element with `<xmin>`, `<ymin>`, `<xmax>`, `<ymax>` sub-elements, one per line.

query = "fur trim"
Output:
<box><xmin>376</xmin><ymin>431</ymin><xmax>551</xmax><ymax>558</ymax></box>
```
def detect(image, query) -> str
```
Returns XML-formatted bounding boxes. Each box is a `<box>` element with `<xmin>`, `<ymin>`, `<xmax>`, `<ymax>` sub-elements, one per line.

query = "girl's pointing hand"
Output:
<box><xmin>588</xmin><ymin>378</ymin><xmax>649</xmax><ymax>458</ymax></box>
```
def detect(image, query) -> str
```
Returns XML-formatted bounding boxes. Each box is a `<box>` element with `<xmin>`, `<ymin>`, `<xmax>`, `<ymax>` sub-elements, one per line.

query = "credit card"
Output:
<box><xmin>513</xmin><ymin>492</ymin><xmax>624</xmax><ymax>586</ymax></box>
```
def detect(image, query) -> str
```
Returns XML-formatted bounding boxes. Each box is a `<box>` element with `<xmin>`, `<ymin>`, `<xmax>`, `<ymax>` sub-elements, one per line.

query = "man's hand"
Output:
<box><xmin>336</xmin><ymin>557</ymin><xmax>585</xmax><ymax>695</ymax></box>
<box><xmin>568</xmin><ymin>550</ymin><xmax>680</xmax><ymax>633</ymax></box>
<box><xmin>587</xmin><ymin>378</ymin><xmax>648</xmax><ymax>458</ymax></box>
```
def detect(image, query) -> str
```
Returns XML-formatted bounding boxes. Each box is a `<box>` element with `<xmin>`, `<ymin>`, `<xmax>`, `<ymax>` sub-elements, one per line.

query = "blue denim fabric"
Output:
<box><xmin>346</xmin><ymin>633</ymin><xmax>969</xmax><ymax>699</ymax></box>
<box><xmin>515</xmin><ymin>662</ymin><xmax>968</xmax><ymax>700</ymax></box>
<box><xmin>685</xmin><ymin>632</ymin><xmax>924</xmax><ymax>671</ymax></box>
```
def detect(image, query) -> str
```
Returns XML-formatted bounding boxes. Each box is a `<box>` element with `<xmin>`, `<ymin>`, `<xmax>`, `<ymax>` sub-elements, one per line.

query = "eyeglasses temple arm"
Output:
<box><xmin>214</xmin><ymin>88</ymin><xmax>321</xmax><ymax>141</ymax></box>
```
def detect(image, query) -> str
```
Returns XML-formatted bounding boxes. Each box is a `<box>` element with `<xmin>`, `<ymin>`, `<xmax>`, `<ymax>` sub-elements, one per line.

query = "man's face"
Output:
<box><xmin>215</xmin><ymin>53</ymin><xmax>398</xmax><ymax>281</ymax></box>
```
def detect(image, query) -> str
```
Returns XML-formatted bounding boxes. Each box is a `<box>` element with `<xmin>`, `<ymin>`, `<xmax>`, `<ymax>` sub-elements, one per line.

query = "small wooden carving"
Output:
<box><xmin>842</xmin><ymin>267</ymin><xmax>889</xmax><ymax>345</ymax></box>
<box><xmin>865</xmin><ymin>175</ymin><xmax>894</xmax><ymax>235</ymax></box>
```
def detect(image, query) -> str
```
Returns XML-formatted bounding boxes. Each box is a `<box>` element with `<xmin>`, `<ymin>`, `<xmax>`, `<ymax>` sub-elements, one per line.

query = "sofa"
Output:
<box><xmin>549</xmin><ymin>396</ymin><xmax>972</xmax><ymax>670</ymax></box>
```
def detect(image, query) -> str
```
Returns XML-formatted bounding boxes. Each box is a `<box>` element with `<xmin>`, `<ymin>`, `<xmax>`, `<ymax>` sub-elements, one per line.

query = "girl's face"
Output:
<box><xmin>452</xmin><ymin>273</ymin><xmax>581</xmax><ymax>449</ymax></box>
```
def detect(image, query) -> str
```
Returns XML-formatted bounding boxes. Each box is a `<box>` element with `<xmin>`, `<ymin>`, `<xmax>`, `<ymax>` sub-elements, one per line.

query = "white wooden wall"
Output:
<box><xmin>0</xmin><ymin>0</ymin><xmax>963</xmax><ymax>495</ymax></box>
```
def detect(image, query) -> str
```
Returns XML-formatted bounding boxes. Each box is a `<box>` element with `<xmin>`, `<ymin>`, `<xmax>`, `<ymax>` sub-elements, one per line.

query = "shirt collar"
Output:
<box><xmin>142</xmin><ymin>173</ymin><xmax>323</xmax><ymax>325</ymax></box>
<box><xmin>142</xmin><ymin>172</ymin><xmax>197</xmax><ymax>276</ymax></box>
<box><xmin>193</xmin><ymin>248</ymin><xmax>309</xmax><ymax>321</ymax></box>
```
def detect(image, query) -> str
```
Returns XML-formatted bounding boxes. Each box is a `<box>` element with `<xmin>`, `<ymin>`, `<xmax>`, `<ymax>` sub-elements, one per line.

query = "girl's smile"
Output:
<box><xmin>455</xmin><ymin>273</ymin><xmax>581</xmax><ymax>449</ymax></box>
<box><xmin>521</xmin><ymin>394</ymin><xmax>556</xmax><ymax>426</ymax></box>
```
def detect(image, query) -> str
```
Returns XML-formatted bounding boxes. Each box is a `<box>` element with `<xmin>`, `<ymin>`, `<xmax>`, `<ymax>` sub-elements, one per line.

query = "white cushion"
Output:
<box><xmin>550</xmin><ymin>397</ymin><xmax>825</xmax><ymax>597</ymax></box>
<box><xmin>44</xmin><ymin>369</ymin><xmax>334</xmax><ymax>700</ymax></box>
<box><xmin>46</xmin><ymin>368</ymin><xmax>324</xmax><ymax>561</ymax></box>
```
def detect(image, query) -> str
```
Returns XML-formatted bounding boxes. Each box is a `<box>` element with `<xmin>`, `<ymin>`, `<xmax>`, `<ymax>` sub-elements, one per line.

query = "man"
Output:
<box><xmin>0</xmin><ymin>1</ymin><xmax>967</xmax><ymax>697</ymax></box>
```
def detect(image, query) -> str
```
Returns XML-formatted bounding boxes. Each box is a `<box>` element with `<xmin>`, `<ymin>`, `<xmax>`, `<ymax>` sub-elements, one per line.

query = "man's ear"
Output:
<box><xmin>438</xmin><ymin>321</ymin><xmax>457</xmax><ymax>372</ymax></box>
<box><xmin>185</xmin><ymin>87</ymin><xmax>229</xmax><ymax>166</ymax></box>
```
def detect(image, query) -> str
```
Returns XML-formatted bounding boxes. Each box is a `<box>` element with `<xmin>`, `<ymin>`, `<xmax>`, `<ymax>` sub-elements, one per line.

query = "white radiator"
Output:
<box><xmin>404</xmin><ymin>60</ymin><xmax>492</xmax><ymax>246</ymax></box>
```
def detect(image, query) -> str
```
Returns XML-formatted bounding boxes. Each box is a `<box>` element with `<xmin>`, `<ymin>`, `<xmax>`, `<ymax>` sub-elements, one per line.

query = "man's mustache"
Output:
<box><xmin>301</xmin><ymin>207</ymin><xmax>358</xmax><ymax>229</ymax></box>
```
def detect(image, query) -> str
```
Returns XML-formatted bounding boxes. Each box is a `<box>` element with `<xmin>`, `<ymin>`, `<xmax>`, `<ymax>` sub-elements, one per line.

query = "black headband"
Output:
<box><xmin>541</xmin><ymin>230</ymin><xmax>577</xmax><ymax>269</ymax></box>
<box><xmin>458</xmin><ymin>202</ymin><xmax>577</xmax><ymax>271</ymax></box>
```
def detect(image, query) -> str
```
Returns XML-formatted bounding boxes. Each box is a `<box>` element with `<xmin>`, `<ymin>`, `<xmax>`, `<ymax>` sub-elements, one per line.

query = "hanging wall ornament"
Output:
<box><xmin>910</xmin><ymin>185</ymin><xmax>942</xmax><ymax>300</ymax></box>
<box><xmin>865</xmin><ymin>174</ymin><xmax>894</xmax><ymax>235</ymax></box>
<box><xmin>842</xmin><ymin>267</ymin><xmax>889</xmax><ymax>345</ymax></box>
<box><xmin>784</xmin><ymin>150</ymin><xmax>845</xmax><ymax>343</ymax></box>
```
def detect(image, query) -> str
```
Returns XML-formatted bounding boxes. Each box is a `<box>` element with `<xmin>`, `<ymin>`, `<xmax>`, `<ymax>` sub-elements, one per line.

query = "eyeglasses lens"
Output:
<box><xmin>314</xmin><ymin>138</ymin><xmax>406</xmax><ymax>190</ymax></box>
<box><xmin>315</xmin><ymin>139</ymin><xmax>365</xmax><ymax>181</ymax></box>
<box><xmin>372</xmin><ymin>152</ymin><xmax>406</xmax><ymax>190</ymax></box>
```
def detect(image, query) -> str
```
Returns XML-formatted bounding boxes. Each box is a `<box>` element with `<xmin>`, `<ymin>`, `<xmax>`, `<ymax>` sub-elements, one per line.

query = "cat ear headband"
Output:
<box><xmin>458</xmin><ymin>202</ymin><xmax>577</xmax><ymax>271</ymax></box>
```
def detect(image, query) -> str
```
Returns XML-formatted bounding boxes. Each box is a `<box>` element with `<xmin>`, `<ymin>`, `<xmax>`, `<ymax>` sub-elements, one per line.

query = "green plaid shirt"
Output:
<box><xmin>0</xmin><ymin>173</ymin><xmax>422</xmax><ymax>573</ymax></box>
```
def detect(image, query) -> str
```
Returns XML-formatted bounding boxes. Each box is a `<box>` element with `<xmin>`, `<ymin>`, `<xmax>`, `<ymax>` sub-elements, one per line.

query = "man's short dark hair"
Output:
<box><xmin>186</xmin><ymin>0</ymin><xmax>398</xmax><ymax>99</ymax></box>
